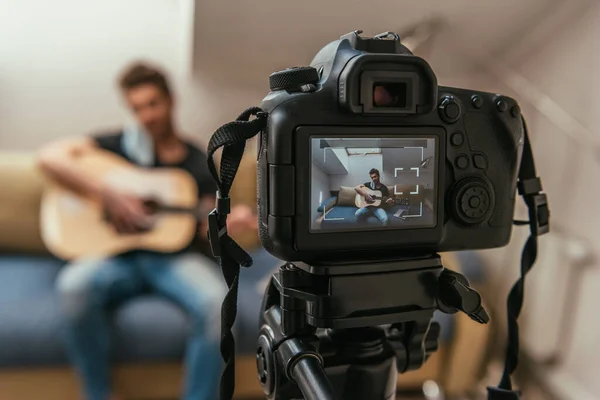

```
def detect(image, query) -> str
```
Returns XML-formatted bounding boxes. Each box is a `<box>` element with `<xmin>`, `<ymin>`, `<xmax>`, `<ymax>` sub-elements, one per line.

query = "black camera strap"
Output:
<box><xmin>488</xmin><ymin>119</ymin><xmax>550</xmax><ymax>400</ymax></box>
<box><xmin>206</xmin><ymin>109</ymin><xmax>549</xmax><ymax>400</ymax></box>
<box><xmin>206</xmin><ymin>107</ymin><xmax>267</xmax><ymax>400</ymax></box>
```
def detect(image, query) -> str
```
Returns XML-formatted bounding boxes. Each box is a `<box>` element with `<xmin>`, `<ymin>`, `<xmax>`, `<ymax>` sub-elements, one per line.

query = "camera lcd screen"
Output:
<box><xmin>373</xmin><ymin>82</ymin><xmax>408</xmax><ymax>108</ymax></box>
<box><xmin>310</xmin><ymin>137</ymin><xmax>437</xmax><ymax>232</ymax></box>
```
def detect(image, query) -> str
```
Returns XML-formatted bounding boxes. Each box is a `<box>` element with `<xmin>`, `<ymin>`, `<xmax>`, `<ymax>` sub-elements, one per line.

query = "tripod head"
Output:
<box><xmin>257</xmin><ymin>254</ymin><xmax>489</xmax><ymax>400</ymax></box>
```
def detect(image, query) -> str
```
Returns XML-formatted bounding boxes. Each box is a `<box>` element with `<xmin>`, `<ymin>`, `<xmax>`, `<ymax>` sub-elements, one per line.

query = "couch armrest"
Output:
<box><xmin>0</xmin><ymin>152</ymin><xmax>48</xmax><ymax>254</ymax></box>
<box><xmin>317</xmin><ymin>196</ymin><xmax>337</xmax><ymax>213</ymax></box>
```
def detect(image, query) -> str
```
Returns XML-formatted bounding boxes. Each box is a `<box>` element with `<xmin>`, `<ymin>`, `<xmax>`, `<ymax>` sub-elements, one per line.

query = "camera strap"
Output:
<box><xmin>206</xmin><ymin>107</ymin><xmax>267</xmax><ymax>400</ymax></box>
<box><xmin>205</xmin><ymin>108</ymin><xmax>549</xmax><ymax>400</ymax></box>
<box><xmin>488</xmin><ymin>118</ymin><xmax>550</xmax><ymax>400</ymax></box>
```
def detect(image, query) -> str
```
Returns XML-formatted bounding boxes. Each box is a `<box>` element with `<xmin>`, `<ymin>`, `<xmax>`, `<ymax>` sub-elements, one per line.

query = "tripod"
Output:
<box><xmin>256</xmin><ymin>254</ymin><xmax>489</xmax><ymax>400</ymax></box>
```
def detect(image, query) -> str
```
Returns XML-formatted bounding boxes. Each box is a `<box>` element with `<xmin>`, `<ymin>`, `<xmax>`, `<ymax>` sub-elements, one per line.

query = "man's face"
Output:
<box><xmin>370</xmin><ymin>173</ymin><xmax>380</xmax><ymax>185</ymax></box>
<box><xmin>124</xmin><ymin>84</ymin><xmax>173</xmax><ymax>139</ymax></box>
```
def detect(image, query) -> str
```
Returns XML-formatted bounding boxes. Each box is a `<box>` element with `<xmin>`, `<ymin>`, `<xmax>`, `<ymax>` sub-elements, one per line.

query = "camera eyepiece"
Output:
<box><xmin>334</xmin><ymin>31</ymin><xmax>437</xmax><ymax>115</ymax></box>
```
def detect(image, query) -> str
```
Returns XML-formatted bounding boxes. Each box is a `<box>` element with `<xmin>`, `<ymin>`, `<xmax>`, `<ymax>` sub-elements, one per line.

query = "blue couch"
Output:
<box><xmin>317</xmin><ymin>196</ymin><xmax>434</xmax><ymax>230</ymax></box>
<box><xmin>0</xmin><ymin>153</ymin><xmax>489</xmax><ymax>399</ymax></box>
<box><xmin>0</xmin><ymin>249</ymin><xmax>282</xmax><ymax>369</ymax></box>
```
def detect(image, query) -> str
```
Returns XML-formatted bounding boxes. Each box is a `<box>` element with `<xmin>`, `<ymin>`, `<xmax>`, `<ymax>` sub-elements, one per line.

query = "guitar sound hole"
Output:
<box><xmin>143</xmin><ymin>199</ymin><xmax>161</xmax><ymax>215</ymax></box>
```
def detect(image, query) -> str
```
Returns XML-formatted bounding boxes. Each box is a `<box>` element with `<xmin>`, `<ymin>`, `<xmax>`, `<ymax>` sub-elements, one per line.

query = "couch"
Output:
<box><xmin>0</xmin><ymin>150</ymin><xmax>491</xmax><ymax>399</ymax></box>
<box><xmin>316</xmin><ymin>185</ymin><xmax>434</xmax><ymax>229</ymax></box>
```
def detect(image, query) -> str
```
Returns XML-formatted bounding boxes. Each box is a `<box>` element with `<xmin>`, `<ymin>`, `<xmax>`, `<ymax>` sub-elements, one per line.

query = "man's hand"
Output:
<box><xmin>197</xmin><ymin>204</ymin><xmax>258</xmax><ymax>240</ymax></box>
<box><xmin>227</xmin><ymin>205</ymin><xmax>258</xmax><ymax>237</ymax></box>
<box><xmin>101</xmin><ymin>188</ymin><xmax>148</xmax><ymax>234</ymax></box>
<box><xmin>365</xmin><ymin>194</ymin><xmax>374</xmax><ymax>203</ymax></box>
<box><xmin>386</xmin><ymin>198</ymin><xmax>394</xmax><ymax>204</ymax></box>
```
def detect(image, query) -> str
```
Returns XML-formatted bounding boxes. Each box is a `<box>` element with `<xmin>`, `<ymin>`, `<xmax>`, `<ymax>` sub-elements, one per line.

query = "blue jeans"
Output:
<box><xmin>55</xmin><ymin>251</ymin><xmax>225</xmax><ymax>400</ymax></box>
<box><xmin>354</xmin><ymin>207</ymin><xmax>389</xmax><ymax>226</ymax></box>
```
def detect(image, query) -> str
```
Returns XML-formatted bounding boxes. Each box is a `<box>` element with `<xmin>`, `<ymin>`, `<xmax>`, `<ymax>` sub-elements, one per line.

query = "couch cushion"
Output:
<box><xmin>112</xmin><ymin>297</ymin><xmax>188</xmax><ymax>362</ymax></box>
<box><xmin>0</xmin><ymin>152</ymin><xmax>48</xmax><ymax>254</ymax></box>
<box><xmin>0</xmin><ymin>255</ymin><xmax>190</xmax><ymax>367</ymax></box>
<box><xmin>0</xmin><ymin>251</ymin><xmax>275</xmax><ymax>367</ymax></box>
<box><xmin>337</xmin><ymin>186</ymin><xmax>356</xmax><ymax>206</ymax></box>
<box><xmin>0</xmin><ymin>251</ymin><xmax>460</xmax><ymax>368</ymax></box>
<box><xmin>0</xmin><ymin>255</ymin><xmax>65</xmax><ymax>367</ymax></box>
<box><xmin>228</xmin><ymin>149</ymin><xmax>261</xmax><ymax>251</ymax></box>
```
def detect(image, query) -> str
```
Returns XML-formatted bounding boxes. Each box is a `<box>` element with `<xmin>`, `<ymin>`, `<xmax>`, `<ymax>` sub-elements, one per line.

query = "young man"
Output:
<box><xmin>354</xmin><ymin>168</ymin><xmax>394</xmax><ymax>226</ymax></box>
<box><xmin>37</xmin><ymin>63</ymin><xmax>230</xmax><ymax>400</ymax></box>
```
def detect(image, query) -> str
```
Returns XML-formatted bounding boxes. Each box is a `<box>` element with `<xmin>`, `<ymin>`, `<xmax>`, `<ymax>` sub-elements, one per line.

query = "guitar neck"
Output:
<box><xmin>149</xmin><ymin>204</ymin><xmax>206</xmax><ymax>220</ymax></box>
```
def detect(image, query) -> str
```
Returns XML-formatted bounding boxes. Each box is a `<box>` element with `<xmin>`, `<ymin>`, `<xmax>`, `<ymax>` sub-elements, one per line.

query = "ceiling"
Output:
<box><xmin>189</xmin><ymin>0</ymin><xmax>584</xmax><ymax>89</ymax></box>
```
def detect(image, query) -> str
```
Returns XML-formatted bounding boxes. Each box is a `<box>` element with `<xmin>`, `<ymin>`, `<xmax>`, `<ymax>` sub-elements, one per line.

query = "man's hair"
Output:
<box><xmin>369</xmin><ymin>168</ymin><xmax>380</xmax><ymax>176</ymax></box>
<box><xmin>118</xmin><ymin>62</ymin><xmax>171</xmax><ymax>97</ymax></box>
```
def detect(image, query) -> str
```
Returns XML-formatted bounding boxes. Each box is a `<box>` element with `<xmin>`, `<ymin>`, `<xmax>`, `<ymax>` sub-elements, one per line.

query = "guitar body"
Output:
<box><xmin>355</xmin><ymin>188</ymin><xmax>385</xmax><ymax>208</ymax></box>
<box><xmin>40</xmin><ymin>150</ymin><xmax>199</xmax><ymax>260</ymax></box>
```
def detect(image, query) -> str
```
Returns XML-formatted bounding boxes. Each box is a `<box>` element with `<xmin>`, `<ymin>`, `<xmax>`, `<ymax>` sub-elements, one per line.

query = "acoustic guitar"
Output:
<box><xmin>354</xmin><ymin>187</ymin><xmax>394</xmax><ymax>209</ymax></box>
<box><xmin>40</xmin><ymin>149</ymin><xmax>207</xmax><ymax>260</ymax></box>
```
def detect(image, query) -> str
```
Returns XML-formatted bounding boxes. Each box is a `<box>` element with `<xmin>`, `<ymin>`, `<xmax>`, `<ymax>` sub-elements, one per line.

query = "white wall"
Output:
<box><xmin>310</xmin><ymin>163</ymin><xmax>330</xmax><ymax>229</ymax></box>
<box><xmin>0</xmin><ymin>0</ymin><xmax>264</xmax><ymax>150</ymax></box>
<box><xmin>380</xmin><ymin>145</ymin><xmax>435</xmax><ymax>191</ymax></box>
<box><xmin>518</xmin><ymin>5</ymin><xmax>600</xmax><ymax>393</ymax></box>
<box><xmin>472</xmin><ymin>2</ymin><xmax>600</xmax><ymax>396</ymax></box>
<box><xmin>192</xmin><ymin>0</ymin><xmax>552</xmax><ymax>87</ymax></box>
<box><xmin>330</xmin><ymin>155</ymin><xmax>383</xmax><ymax>190</ymax></box>
<box><xmin>311</xmin><ymin>139</ymin><xmax>350</xmax><ymax>176</ymax></box>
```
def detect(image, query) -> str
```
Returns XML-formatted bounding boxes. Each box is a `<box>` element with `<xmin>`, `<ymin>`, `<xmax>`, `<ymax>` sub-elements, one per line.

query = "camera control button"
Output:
<box><xmin>468</xmin><ymin>196</ymin><xmax>481</xmax><ymax>208</ymax></box>
<box><xmin>471</xmin><ymin>95</ymin><xmax>483</xmax><ymax>109</ymax></box>
<box><xmin>460</xmin><ymin>188</ymin><xmax>490</xmax><ymax>219</ymax></box>
<box><xmin>473</xmin><ymin>154</ymin><xmax>487</xmax><ymax>170</ymax></box>
<box><xmin>511</xmin><ymin>105</ymin><xmax>521</xmax><ymax>118</ymax></box>
<box><xmin>439</xmin><ymin>96</ymin><xmax>461</xmax><ymax>124</ymax></box>
<box><xmin>450</xmin><ymin>178</ymin><xmax>494</xmax><ymax>226</ymax></box>
<box><xmin>496</xmin><ymin>99</ymin><xmax>508</xmax><ymax>112</ymax></box>
<box><xmin>455</xmin><ymin>155</ymin><xmax>469</xmax><ymax>170</ymax></box>
<box><xmin>450</xmin><ymin>132</ymin><xmax>464</xmax><ymax>147</ymax></box>
<box><xmin>445</xmin><ymin>103</ymin><xmax>460</xmax><ymax>119</ymax></box>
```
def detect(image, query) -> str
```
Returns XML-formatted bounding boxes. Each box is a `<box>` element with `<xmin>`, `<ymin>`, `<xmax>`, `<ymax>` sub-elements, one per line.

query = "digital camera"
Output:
<box><xmin>258</xmin><ymin>30</ymin><xmax>524</xmax><ymax>263</ymax></box>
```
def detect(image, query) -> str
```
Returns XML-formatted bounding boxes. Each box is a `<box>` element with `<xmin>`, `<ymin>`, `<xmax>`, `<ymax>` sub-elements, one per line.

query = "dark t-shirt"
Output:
<box><xmin>364</xmin><ymin>181</ymin><xmax>390</xmax><ymax>197</ymax></box>
<box><xmin>93</xmin><ymin>132</ymin><xmax>216</xmax><ymax>255</ymax></box>
<box><xmin>94</xmin><ymin>132</ymin><xmax>216</xmax><ymax>198</ymax></box>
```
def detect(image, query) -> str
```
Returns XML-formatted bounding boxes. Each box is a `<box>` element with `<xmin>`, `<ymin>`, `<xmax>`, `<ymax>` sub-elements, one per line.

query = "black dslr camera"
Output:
<box><xmin>259</xmin><ymin>30</ymin><xmax>524</xmax><ymax>263</ymax></box>
<box><xmin>207</xmin><ymin>30</ymin><xmax>548</xmax><ymax>400</ymax></box>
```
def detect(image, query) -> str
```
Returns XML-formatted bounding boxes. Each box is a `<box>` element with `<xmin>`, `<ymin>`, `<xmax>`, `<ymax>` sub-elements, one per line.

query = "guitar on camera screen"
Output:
<box><xmin>310</xmin><ymin>137</ymin><xmax>437</xmax><ymax>233</ymax></box>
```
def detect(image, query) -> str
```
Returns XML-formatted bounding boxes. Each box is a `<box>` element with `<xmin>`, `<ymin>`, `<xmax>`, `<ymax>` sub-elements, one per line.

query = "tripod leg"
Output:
<box><xmin>289</xmin><ymin>349</ymin><xmax>339</xmax><ymax>400</ymax></box>
<box><xmin>259</xmin><ymin>305</ymin><xmax>339</xmax><ymax>400</ymax></box>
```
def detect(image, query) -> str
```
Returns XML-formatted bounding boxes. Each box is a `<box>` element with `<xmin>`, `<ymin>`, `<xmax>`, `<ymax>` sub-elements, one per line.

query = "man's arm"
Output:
<box><xmin>381</xmin><ymin>186</ymin><xmax>394</xmax><ymax>204</ymax></box>
<box><xmin>354</xmin><ymin>184</ymin><xmax>368</xmax><ymax>196</ymax></box>
<box><xmin>36</xmin><ymin>137</ymin><xmax>104</xmax><ymax>198</ymax></box>
<box><xmin>355</xmin><ymin>184</ymin><xmax>375</xmax><ymax>203</ymax></box>
<box><xmin>37</xmin><ymin>136</ymin><xmax>146</xmax><ymax>233</ymax></box>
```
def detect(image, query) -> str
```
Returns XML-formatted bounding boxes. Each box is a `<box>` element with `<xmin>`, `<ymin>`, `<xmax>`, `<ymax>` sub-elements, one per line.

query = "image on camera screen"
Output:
<box><xmin>310</xmin><ymin>137</ymin><xmax>437</xmax><ymax>232</ymax></box>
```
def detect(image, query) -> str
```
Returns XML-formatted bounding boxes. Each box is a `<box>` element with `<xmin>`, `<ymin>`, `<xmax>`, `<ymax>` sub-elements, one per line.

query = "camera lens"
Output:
<box><xmin>373</xmin><ymin>82</ymin><xmax>408</xmax><ymax>108</ymax></box>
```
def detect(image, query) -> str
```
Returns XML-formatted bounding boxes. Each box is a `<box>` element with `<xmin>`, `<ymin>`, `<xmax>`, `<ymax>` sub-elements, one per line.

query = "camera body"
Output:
<box><xmin>258</xmin><ymin>31</ymin><xmax>524</xmax><ymax>263</ymax></box>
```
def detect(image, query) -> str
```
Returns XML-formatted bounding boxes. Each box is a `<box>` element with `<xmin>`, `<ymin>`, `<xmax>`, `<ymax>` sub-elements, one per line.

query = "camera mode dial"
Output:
<box><xmin>269</xmin><ymin>67</ymin><xmax>319</xmax><ymax>92</ymax></box>
<box><xmin>449</xmin><ymin>177</ymin><xmax>494</xmax><ymax>226</ymax></box>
